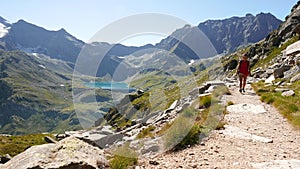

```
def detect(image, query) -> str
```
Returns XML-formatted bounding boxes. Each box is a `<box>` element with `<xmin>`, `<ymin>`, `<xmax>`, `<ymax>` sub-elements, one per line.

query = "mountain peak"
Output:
<box><xmin>58</xmin><ymin>28</ymin><xmax>67</xmax><ymax>33</ymax></box>
<box><xmin>0</xmin><ymin>16</ymin><xmax>7</xmax><ymax>23</ymax></box>
<box><xmin>0</xmin><ymin>16</ymin><xmax>10</xmax><ymax>26</ymax></box>
<box><xmin>246</xmin><ymin>13</ymin><xmax>254</xmax><ymax>18</ymax></box>
<box><xmin>196</xmin><ymin>12</ymin><xmax>282</xmax><ymax>53</ymax></box>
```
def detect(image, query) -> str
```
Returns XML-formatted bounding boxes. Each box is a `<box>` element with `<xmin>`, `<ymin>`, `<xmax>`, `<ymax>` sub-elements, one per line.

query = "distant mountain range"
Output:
<box><xmin>0</xmin><ymin>13</ymin><xmax>282</xmax><ymax>70</ymax></box>
<box><xmin>0</xmin><ymin>12</ymin><xmax>283</xmax><ymax>134</ymax></box>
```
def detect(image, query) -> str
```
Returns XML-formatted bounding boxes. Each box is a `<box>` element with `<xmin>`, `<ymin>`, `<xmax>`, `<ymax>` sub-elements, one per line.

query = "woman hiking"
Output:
<box><xmin>236</xmin><ymin>53</ymin><xmax>251</xmax><ymax>93</ymax></box>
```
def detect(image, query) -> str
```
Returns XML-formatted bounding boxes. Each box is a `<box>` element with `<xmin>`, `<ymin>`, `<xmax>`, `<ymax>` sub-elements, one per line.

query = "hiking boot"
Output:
<box><xmin>242</xmin><ymin>89</ymin><xmax>246</xmax><ymax>93</ymax></box>
<box><xmin>239</xmin><ymin>89</ymin><xmax>242</xmax><ymax>93</ymax></box>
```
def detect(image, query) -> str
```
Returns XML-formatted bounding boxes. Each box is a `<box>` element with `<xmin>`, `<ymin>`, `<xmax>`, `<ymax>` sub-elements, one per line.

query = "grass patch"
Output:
<box><xmin>253</xmin><ymin>36</ymin><xmax>299</xmax><ymax>70</ymax></box>
<box><xmin>109</xmin><ymin>143</ymin><xmax>138</xmax><ymax>169</ymax></box>
<box><xmin>0</xmin><ymin>134</ymin><xmax>55</xmax><ymax>157</ymax></box>
<box><xmin>162</xmin><ymin>108</ymin><xmax>198</xmax><ymax>151</ymax></box>
<box><xmin>136</xmin><ymin>125</ymin><xmax>156</xmax><ymax>139</ymax></box>
<box><xmin>252</xmin><ymin>81</ymin><xmax>300</xmax><ymax>128</ymax></box>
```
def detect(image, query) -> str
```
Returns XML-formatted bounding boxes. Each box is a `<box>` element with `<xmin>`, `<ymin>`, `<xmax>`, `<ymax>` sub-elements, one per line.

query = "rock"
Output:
<box><xmin>274</xmin><ymin>65</ymin><xmax>292</xmax><ymax>78</ymax></box>
<box><xmin>251</xmin><ymin>159</ymin><xmax>300</xmax><ymax>169</ymax></box>
<box><xmin>1</xmin><ymin>137</ymin><xmax>108</xmax><ymax>169</ymax></box>
<box><xmin>269</xmin><ymin>63</ymin><xmax>280</xmax><ymax>69</ymax></box>
<box><xmin>223</xmin><ymin>59</ymin><xmax>238</xmax><ymax>71</ymax></box>
<box><xmin>44</xmin><ymin>136</ymin><xmax>57</xmax><ymax>143</ymax></box>
<box><xmin>222</xmin><ymin>125</ymin><xmax>273</xmax><ymax>143</ymax></box>
<box><xmin>291</xmin><ymin>73</ymin><xmax>300</xmax><ymax>83</ymax></box>
<box><xmin>282</xmin><ymin>90</ymin><xmax>295</xmax><ymax>97</ymax></box>
<box><xmin>284</xmin><ymin>65</ymin><xmax>300</xmax><ymax>79</ymax></box>
<box><xmin>265</xmin><ymin>75</ymin><xmax>275</xmax><ymax>84</ymax></box>
<box><xmin>266</xmin><ymin>69</ymin><xmax>274</xmax><ymax>75</ymax></box>
<box><xmin>149</xmin><ymin>160</ymin><xmax>159</xmax><ymax>165</ymax></box>
<box><xmin>145</xmin><ymin>111</ymin><xmax>166</xmax><ymax>125</ymax></box>
<box><xmin>0</xmin><ymin>154</ymin><xmax>11</xmax><ymax>164</ymax></box>
<box><xmin>189</xmin><ymin>85</ymin><xmax>208</xmax><ymax>98</ymax></box>
<box><xmin>205</xmin><ymin>85</ymin><xmax>217</xmax><ymax>93</ymax></box>
<box><xmin>92</xmin><ymin>133</ymin><xmax>124</xmax><ymax>148</ymax></box>
<box><xmin>253</xmin><ymin>68</ymin><xmax>265</xmax><ymax>78</ymax></box>
<box><xmin>167</xmin><ymin>100</ymin><xmax>178</xmax><ymax>112</ymax></box>
<box><xmin>142</xmin><ymin>111</ymin><xmax>161</xmax><ymax>125</ymax></box>
<box><xmin>205</xmin><ymin>81</ymin><xmax>226</xmax><ymax>86</ymax></box>
<box><xmin>227</xmin><ymin>104</ymin><xmax>267</xmax><ymax>114</ymax></box>
<box><xmin>275</xmin><ymin>88</ymin><xmax>290</xmax><ymax>92</ymax></box>
<box><xmin>137</xmin><ymin>89</ymin><xmax>144</xmax><ymax>95</ymax></box>
<box><xmin>286</xmin><ymin>41</ymin><xmax>300</xmax><ymax>56</ymax></box>
<box><xmin>55</xmin><ymin>134</ymin><xmax>67</xmax><ymax>140</ymax></box>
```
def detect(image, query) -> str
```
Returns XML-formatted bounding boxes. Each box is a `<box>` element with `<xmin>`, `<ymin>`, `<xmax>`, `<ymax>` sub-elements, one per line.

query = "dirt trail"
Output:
<box><xmin>137</xmin><ymin>83</ymin><xmax>300</xmax><ymax>169</ymax></box>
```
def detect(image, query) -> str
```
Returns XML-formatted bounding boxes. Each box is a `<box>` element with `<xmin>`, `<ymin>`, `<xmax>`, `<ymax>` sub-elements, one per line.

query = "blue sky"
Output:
<box><xmin>1</xmin><ymin>0</ymin><xmax>298</xmax><ymax>46</ymax></box>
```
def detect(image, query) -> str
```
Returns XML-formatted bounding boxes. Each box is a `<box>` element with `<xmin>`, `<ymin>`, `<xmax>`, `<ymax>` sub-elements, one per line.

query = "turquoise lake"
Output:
<box><xmin>84</xmin><ymin>81</ymin><xmax>136</xmax><ymax>92</ymax></box>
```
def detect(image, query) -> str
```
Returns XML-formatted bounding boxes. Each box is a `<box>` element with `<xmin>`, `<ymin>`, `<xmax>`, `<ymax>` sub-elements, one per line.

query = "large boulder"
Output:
<box><xmin>1</xmin><ymin>137</ymin><xmax>108</xmax><ymax>169</ymax></box>
<box><xmin>223</xmin><ymin>59</ymin><xmax>238</xmax><ymax>71</ymax></box>
<box><xmin>274</xmin><ymin>65</ymin><xmax>292</xmax><ymax>78</ymax></box>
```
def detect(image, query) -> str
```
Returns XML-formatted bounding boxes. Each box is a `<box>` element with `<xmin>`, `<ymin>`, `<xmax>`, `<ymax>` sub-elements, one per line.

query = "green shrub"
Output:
<box><xmin>162</xmin><ymin>108</ymin><xmax>197</xmax><ymax>151</ymax></box>
<box><xmin>227</xmin><ymin>101</ymin><xmax>234</xmax><ymax>106</ymax></box>
<box><xmin>174</xmin><ymin>123</ymin><xmax>202</xmax><ymax>150</ymax></box>
<box><xmin>136</xmin><ymin>125</ymin><xmax>156</xmax><ymax>139</ymax></box>
<box><xmin>199</xmin><ymin>95</ymin><xmax>217</xmax><ymax>108</ymax></box>
<box><xmin>109</xmin><ymin>144</ymin><xmax>138</xmax><ymax>169</ymax></box>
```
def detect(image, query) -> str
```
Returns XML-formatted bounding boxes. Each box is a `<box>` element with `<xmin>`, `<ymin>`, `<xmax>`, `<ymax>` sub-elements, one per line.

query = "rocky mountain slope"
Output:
<box><xmin>156</xmin><ymin>13</ymin><xmax>282</xmax><ymax>60</ymax></box>
<box><xmin>0</xmin><ymin>50</ymin><xmax>80</xmax><ymax>134</ymax></box>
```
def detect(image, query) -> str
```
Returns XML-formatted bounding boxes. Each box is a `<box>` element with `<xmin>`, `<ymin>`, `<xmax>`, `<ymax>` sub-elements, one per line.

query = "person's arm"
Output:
<box><xmin>236</xmin><ymin>60</ymin><xmax>241</xmax><ymax>75</ymax></box>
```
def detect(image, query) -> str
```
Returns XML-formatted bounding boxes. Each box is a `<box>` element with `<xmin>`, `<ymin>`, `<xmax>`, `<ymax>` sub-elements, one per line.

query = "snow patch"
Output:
<box><xmin>118</xmin><ymin>56</ymin><xmax>126</xmax><ymax>59</ymax></box>
<box><xmin>188</xmin><ymin>59</ymin><xmax>195</xmax><ymax>65</ymax></box>
<box><xmin>38</xmin><ymin>64</ymin><xmax>46</xmax><ymax>69</ymax></box>
<box><xmin>32</xmin><ymin>53</ymin><xmax>40</xmax><ymax>58</ymax></box>
<box><xmin>0</xmin><ymin>23</ymin><xmax>9</xmax><ymax>38</ymax></box>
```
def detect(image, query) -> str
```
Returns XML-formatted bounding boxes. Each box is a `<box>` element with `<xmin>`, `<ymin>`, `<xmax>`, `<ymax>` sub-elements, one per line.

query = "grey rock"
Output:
<box><xmin>284</xmin><ymin>65</ymin><xmax>300</xmax><ymax>79</ymax></box>
<box><xmin>92</xmin><ymin>133</ymin><xmax>124</xmax><ymax>148</ymax></box>
<box><xmin>266</xmin><ymin>69</ymin><xmax>274</xmax><ymax>75</ymax></box>
<box><xmin>274</xmin><ymin>65</ymin><xmax>292</xmax><ymax>78</ymax></box>
<box><xmin>275</xmin><ymin>88</ymin><xmax>290</xmax><ymax>92</ymax></box>
<box><xmin>189</xmin><ymin>85</ymin><xmax>209</xmax><ymax>98</ymax></box>
<box><xmin>269</xmin><ymin>63</ymin><xmax>280</xmax><ymax>69</ymax></box>
<box><xmin>205</xmin><ymin>81</ymin><xmax>226</xmax><ymax>86</ymax></box>
<box><xmin>282</xmin><ymin>90</ymin><xmax>295</xmax><ymax>97</ymax></box>
<box><xmin>130</xmin><ymin>138</ymin><xmax>162</xmax><ymax>156</ymax></box>
<box><xmin>286</xmin><ymin>40</ymin><xmax>300</xmax><ymax>56</ymax></box>
<box><xmin>44</xmin><ymin>136</ymin><xmax>57</xmax><ymax>143</ymax></box>
<box><xmin>167</xmin><ymin>100</ymin><xmax>178</xmax><ymax>112</ymax></box>
<box><xmin>290</xmin><ymin>73</ymin><xmax>300</xmax><ymax>83</ymax></box>
<box><xmin>142</xmin><ymin>111</ymin><xmax>161</xmax><ymax>125</ymax></box>
<box><xmin>1</xmin><ymin>137</ymin><xmax>108</xmax><ymax>169</ymax></box>
<box><xmin>205</xmin><ymin>85</ymin><xmax>217</xmax><ymax>93</ymax></box>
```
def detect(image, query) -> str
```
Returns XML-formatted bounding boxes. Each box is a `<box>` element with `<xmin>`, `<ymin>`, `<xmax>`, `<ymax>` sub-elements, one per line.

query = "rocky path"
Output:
<box><xmin>137</xmin><ymin>83</ymin><xmax>300</xmax><ymax>168</ymax></box>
